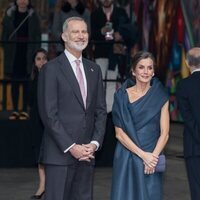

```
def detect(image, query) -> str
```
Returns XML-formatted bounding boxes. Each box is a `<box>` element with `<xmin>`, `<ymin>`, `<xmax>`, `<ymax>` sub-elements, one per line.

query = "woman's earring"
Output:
<box><xmin>152</xmin><ymin>73</ymin><xmax>155</xmax><ymax>77</ymax></box>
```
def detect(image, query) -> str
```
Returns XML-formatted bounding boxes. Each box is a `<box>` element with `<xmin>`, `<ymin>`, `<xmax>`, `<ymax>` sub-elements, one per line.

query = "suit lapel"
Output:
<box><xmin>82</xmin><ymin>58</ymin><xmax>93</xmax><ymax>110</ymax></box>
<box><xmin>58</xmin><ymin>53</ymin><xmax>85</xmax><ymax>108</ymax></box>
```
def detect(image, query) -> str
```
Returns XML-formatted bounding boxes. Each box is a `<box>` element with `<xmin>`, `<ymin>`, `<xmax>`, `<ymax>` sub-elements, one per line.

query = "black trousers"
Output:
<box><xmin>44</xmin><ymin>162</ymin><xmax>94</xmax><ymax>200</ymax></box>
<box><xmin>185</xmin><ymin>156</ymin><xmax>200</xmax><ymax>200</ymax></box>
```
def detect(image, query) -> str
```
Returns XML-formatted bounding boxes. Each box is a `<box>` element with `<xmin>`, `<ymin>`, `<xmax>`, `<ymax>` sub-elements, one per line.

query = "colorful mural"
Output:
<box><xmin>132</xmin><ymin>0</ymin><xmax>200</xmax><ymax>121</ymax></box>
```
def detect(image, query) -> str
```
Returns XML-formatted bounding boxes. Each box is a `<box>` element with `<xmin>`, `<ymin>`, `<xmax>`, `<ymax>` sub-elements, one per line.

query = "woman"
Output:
<box><xmin>29</xmin><ymin>48</ymin><xmax>48</xmax><ymax>199</ymax></box>
<box><xmin>1</xmin><ymin>0</ymin><xmax>41</xmax><ymax>119</ymax></box>
<box><xmin>111</xmin><ymin>51</ymin><xmax>170</xmax><ymax>200</ymax></box>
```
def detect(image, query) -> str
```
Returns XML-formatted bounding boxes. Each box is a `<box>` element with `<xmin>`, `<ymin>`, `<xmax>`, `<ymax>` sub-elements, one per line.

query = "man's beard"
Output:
<box><xmin>67</xmin><ymin>40</ymin><xmax>88</xmax><ymax>52</ymax></box>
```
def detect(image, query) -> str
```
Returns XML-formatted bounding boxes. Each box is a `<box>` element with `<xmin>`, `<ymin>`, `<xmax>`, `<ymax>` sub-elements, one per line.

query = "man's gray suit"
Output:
<box><xmin>38</xmin><ymin>52</ymin><xmax>107</xmax><ymax>199</ymax></box>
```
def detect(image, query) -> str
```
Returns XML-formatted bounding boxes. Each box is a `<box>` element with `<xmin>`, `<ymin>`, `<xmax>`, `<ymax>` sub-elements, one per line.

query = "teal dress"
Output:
<box><xmin>111</xmin><ymin>78</ymin><xmax>168</xmax><ymax>200</ymax></box>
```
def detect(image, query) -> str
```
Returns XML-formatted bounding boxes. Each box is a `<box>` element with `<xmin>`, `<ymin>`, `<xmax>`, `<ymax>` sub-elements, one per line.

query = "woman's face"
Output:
<box><xmin>35</xmin><ymin>52</ymin><xmax>47</xmax><ymax>70</ymax></box>
<box><xmin>133</xmin><ymin>58</ymin><xmax>154</xmax><ymax>83</ymax></box>
<box><xmin>16</xmin><ymin>0</ymin><xmax>29</xmax><ymax>9</ymax></box>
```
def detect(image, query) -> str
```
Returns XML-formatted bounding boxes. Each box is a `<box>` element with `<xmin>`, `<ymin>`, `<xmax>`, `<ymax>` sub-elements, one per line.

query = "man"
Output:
<box><xmin>51</xmin><ymin>0</ymin><xmax>91</xmax><ymax>55</ymax></box>
<box><xmin>91</xmin><ymin>0</ymin><xmax>129</xmax><ymax>113</ymax></box>
<box><xmin>176</xmin><ymin>47</ymin><xmax>200</xmax><ymax>200</ymax></box>
<box><xmin>38</xmin><ymin>17</ymin><xmax>107</xmax><ymax>200</ymax></box>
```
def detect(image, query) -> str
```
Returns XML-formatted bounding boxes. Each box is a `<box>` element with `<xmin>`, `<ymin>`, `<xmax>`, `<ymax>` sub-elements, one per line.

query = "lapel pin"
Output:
<box><xmin>91</xmin><ymin>68</ymin><xmax>94</xmax><ymax>72</ymax></box>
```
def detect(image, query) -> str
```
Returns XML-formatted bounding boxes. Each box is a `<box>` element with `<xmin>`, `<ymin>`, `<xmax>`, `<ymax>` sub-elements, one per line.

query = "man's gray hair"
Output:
<box><xmin>186</xmin><ymin>47</ymin><xmax>200</xmax><ymax>68</ymax></box>
<box><xmin>62</xmin><ymin>17</ymin><xmax>87</xmax><ymax>32</ymax></box>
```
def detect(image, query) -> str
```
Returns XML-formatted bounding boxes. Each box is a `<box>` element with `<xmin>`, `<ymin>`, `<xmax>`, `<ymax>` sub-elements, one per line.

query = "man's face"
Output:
<box><xmin>62</xmin><ymin>20</ymin><xmax>89</xmax><ymax>52</ymax></box>
<box><xmin>100</xmin><ymin>0</ymin><xmax>114</xmax><ymax>8</ymax></box>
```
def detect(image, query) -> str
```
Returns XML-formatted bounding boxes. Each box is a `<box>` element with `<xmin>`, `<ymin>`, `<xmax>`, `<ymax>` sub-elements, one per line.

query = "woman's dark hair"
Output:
<box><xmin>14</xmin><ymin>0</ymin><xmax>33</xmax><ymax>9</ymax></box>
<box><xmin>31</xmin><ymin>48</ymin><xmax>48</xmax><ymax>80</ymax></box>
<box><xmin>130</xmin><ymin>51</ymin><xmax>156</xmax><ymax>73</ymax></box>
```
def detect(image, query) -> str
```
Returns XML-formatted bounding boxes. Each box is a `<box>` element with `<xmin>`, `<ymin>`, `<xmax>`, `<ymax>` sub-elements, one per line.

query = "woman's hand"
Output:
<box><xmin>142</xmin><ymin>152</ymin><xmax>158</xmax><ymax>168</ymax></box>
<box><xmin>144</xmin><ymin>163</ymin><xmax>155</xmax><ymax>174</ymax></box>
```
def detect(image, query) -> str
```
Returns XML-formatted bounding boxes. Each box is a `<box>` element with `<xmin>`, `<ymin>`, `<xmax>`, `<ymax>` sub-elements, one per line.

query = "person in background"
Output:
<box><xmin>111</xmin><ymin>51</ymin><xmax>169</xmax><ymax>200</ymax></box>
<box><xmin>1</xmin><ymin>0</ymin><xmax>41</xmax><ymax>120</ymax></box>
<box><xmin>29</xmin><ymin>48</ymin><xmax>48</xmax><ymax>199</ymax></box>
<box><xmin>52</xmin><ymin>0</ymin><xmax>90</xmax><ymax>55</ymax></box>
<box><xmin>38</xmin><ymin>17</ymin><xmax>107</xmax><ymax>200</ymax></box>
<box><xmin>91</xmin><ymin>0</ymin><xmax>129</xmax><ymax>113</ymax></box>
<box><xmin>176</xmin><ymin>47</ymin><xmax>200</xmax><ymax>200</ymax></box>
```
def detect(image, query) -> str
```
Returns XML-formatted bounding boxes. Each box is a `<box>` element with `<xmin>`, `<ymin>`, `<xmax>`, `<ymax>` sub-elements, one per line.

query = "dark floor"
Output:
<box><xmin>0</xmin><ymin>123</ymin><xmax>191</xmax><ymax>200</ymax></box>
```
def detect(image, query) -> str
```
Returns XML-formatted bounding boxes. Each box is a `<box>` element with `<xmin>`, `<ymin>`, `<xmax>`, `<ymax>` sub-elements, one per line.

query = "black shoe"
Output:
<box><xmin>30</xmin><ymin>191</ymin><xmax>45</xmax><ymax>199</ymax></box>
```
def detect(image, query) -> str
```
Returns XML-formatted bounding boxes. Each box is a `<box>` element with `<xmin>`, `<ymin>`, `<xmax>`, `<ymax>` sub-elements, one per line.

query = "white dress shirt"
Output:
<box><xmin>191</xmin><ymin>68</ymin><xmax>200</xmax><ymax>74</ymax></box>
<box><xmin>64</xmin><ymin>49</ymin><xmax>87</xmax><ymax>94</ymax></box>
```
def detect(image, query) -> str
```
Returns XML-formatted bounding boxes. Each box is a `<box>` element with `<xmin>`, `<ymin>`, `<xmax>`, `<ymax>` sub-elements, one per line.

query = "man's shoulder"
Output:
<box><xmin>177</xmin><ymin>76</ymin><xmax>190</xmax><ymax>85</ymax></box>
<box><xmin>176</xmin><ymin>79</ymin><xmax>185</xmax><ymax>90</ymax></box>
<box><xmin>48</xmin><ymin>53</ymin><xmax>66</xmax><ymax>65</ymax></box>
<box><xmin>46</xmin><ymin>56</ymin><xmax>59</xmax><ymax>66</ymax></box>
<box><xmin>176</xmin><ymin>76</ymin><xmax>193</xmax><ymax>96</ymax></box>
<box><xmin>82</xmin><ymin>58</ymin><xmax>99</xmax><ymax>68</ymax></box>
<box><xmin>42</xmin><ymin>54</ymin><xmax>64</xmax><ymax>72</ymax></box>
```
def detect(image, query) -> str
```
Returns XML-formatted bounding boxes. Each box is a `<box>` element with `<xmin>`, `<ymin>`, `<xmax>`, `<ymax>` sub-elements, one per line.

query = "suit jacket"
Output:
<box><xmin>38</xmin><ymin>53</ymin><xmax>107</xmax><ymax>165</ymax></box>
<box><xmin>176</xmin><ymin>71</ymin><xmax>200</xmax><ymax>157</ymax></box>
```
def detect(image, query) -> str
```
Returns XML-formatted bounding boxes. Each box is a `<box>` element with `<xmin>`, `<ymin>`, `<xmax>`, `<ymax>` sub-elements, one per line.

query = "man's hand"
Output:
<box><xmin>82</xmin><ymin>143</ymin><xmax>97</xmax><ymax>153</ymax></box>
<box><xmin>78</xmin><ymin>143</ymin><xmax>97</xmax><ymax>162</ymax></box>
<box><xmin>69</xmin><ymin>144</ymin><xmax>91</xmax><ymax>160</ymax></box>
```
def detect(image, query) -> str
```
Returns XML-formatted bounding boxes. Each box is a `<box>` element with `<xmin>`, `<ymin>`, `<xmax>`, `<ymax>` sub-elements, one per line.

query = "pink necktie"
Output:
<box><xmin>75</xmin><ymin>60</ymin><xmax>86</xmax><ymax>108</ymax></box>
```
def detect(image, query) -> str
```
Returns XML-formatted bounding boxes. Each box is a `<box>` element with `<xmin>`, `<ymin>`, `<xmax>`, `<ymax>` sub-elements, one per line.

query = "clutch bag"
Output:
<box><xmin>155</xmin><ymin>155</ymin><xmax>166</xmax><ymax>172</ymax></box>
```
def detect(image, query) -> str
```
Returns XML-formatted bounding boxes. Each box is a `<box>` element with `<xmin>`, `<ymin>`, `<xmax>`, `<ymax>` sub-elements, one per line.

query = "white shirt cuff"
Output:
<box><xmin>90</xmin><ymin>141</ymin><xmax>100</xmax><ymax>151</ymax></box>
<box><xmin>64</xmin><ymin>143</ymin><xmax>75</xmax><ymax>153</ymax></box>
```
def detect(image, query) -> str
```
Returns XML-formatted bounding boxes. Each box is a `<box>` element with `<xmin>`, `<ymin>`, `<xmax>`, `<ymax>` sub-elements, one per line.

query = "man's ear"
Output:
<box><xmin>61</xmin><ymin>33</ymin><xmax>67</xmax><ymax>42</ymax></box>
<box><xmin>185</xmin><ymin>59</ymin><xmax>194</xmax><ymax>73</ymax></box>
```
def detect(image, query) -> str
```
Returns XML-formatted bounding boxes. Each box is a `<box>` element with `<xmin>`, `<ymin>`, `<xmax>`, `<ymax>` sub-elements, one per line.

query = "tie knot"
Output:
<box><xmin>75</xmin><ymin>59</ymin><xmax>81</xmax><ymax>67</ymax></box>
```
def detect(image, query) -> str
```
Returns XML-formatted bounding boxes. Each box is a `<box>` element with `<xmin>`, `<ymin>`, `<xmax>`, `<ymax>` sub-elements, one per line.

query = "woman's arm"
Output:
<box><xmin>143</xmin><ymin>101</ymin><xmax>169</xmax><ymax>174</ymax></box>
<box><xmin>115</xmin><ymin>127</ymin><xmax>158</xmax><ymax>169</ymax></box>
<box><xmin>152</xmin><ymin>101</ymin><xmax>170</xmax><ymax>156</ymax></box>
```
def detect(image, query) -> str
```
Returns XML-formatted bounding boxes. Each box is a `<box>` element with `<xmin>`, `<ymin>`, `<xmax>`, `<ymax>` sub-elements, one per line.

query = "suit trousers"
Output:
<box><xmin>44</xmin><ymin>162</ymin><xmax>94</xmax><ymax>200</ymax></box>
<box><xmin>185</xmin><ymin>156</ymin><xmax>200</xmax><ymax>200</ymax></box>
